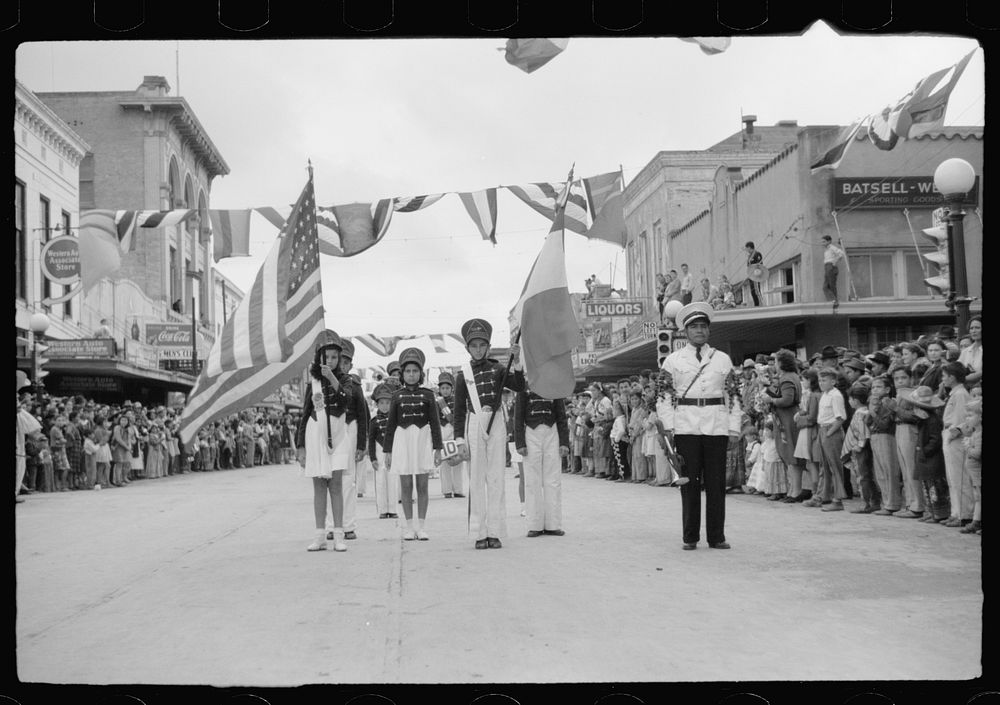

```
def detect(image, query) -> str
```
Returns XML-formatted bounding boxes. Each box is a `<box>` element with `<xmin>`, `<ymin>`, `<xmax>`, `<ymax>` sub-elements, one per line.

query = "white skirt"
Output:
<box><xmin>390</xmin><ymin>424</ymin><xmax>434</xmax><ymax>476</ymax></box>
<box><xmin>301</xmin><ymin>412</ymin><xmax>350</xmax><ymax>478</ymax></box>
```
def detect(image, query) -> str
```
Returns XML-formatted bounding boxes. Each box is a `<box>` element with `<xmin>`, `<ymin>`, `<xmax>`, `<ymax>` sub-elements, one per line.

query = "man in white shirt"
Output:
<box><xmin>679</xmin><ymin>263</ymin><xmax>694</xmax><ymax>305</ymax></box>
<box><xmin>821</xmin><ymin>235</ymin><xmax>846</xmax><ymax>311</ymax></box>
<box><xmin>658</xmin><ymin>302</ymin><xmax>742</xmax><ymax>550</ymax></box>
<box><xmin>816</xmin><ymin>368</ymin><xmax>849</xmax><ymax>511</ymax></box>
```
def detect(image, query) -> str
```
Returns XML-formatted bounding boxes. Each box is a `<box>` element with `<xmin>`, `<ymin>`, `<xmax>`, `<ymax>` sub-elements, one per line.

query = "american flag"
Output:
<box><xmin>255</xmin><ymin>200</ymin><xmax>393</xmax><ymax>257</ymax></box>
<box><xmin>178</xmin><ymin>177</ymin><xmax>326</xmax><ymax>445</ymax></box>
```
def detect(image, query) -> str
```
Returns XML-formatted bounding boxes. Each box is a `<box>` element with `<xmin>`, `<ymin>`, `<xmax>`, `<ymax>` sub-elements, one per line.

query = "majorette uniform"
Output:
<box><xmin>368</xmin><ymin>384</ymin><xmax>399</xmax><ymax>517</ymax></box>
<box><xmin>452</xmin><ymin>318</ymin><xmax>525</xmax><ymax>546</ymax></box>
<box><xmin>436</xmin><ymin>371</ymin><xmax>466</xmax><ymax>497</ymax></box>
<box><xmin>383</xmin><ymin>348</ymin><xmax>443</xmax><ymax>475</ymax></box>
<box><xmin>326</xmin><ymin>338</ymin><xmax>368</xmax><ymax>537</ymax></box>
<box><xmin>296</xmin><ymin>365</ymin><xmax>352</xmax><ymax>479</ymax></box>
<box><xmin>658</xmin><ymin>302</ymin><xmax>743</xmax><ymax>548</ymax></box>
<box><xmin>514</xmin><ymin>390</ymin><xmax>570</xmax><ymax>533</ymax></box>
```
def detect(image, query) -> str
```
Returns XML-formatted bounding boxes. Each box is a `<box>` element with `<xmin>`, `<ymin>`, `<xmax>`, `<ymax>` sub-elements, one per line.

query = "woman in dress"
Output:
<box><xmin>146</xmin><ymin>422</ymin><xmax>165</xmax><ymax>480</ymax></box>
<box><xmin>111</xmin><ymin>414</ymin><xmax>134</xmax><ymax>486</ymax></box>
<box><xmin>791</xmin><ymin>368</ymin><xmax>821</xmax><ymax>503</ymax></box>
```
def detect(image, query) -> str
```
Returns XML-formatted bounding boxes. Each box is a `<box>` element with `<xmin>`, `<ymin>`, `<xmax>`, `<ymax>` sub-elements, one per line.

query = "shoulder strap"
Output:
<box><xmin>680</xmin><ymin>349</ymin><xmax>715</xmax><ymax>399</ymax></box>
<box><xmin>461</xmin><ymin>361</ymin><xmax>482</xmax><ymax>416</ymax></box>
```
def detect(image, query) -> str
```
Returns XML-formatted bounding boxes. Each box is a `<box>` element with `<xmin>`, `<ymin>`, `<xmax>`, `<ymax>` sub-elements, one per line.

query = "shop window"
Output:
<box><xmin>905</xmin><ymin>253</ymin><xmax>934</xmax><ymax>297</ymax></box>
<box><xmin>847</xmin><ymin>253</ymin><xmax>893</xmax><ymax>298</ymax></box>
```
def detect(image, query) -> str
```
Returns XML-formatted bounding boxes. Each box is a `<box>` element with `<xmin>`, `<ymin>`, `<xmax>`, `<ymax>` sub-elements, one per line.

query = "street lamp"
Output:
<box><xmin>29</xmin><ymin>311</ymin><xmax>51</xmax><ymax>405</ymax></box>
<box><xmin>933</xmin><ymin>158</ymin><xmax>977</xmax><ymax>336</ymax></box>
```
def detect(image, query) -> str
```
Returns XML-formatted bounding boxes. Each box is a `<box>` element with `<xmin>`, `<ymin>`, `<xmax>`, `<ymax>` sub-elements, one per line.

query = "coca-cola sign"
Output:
<box><xmin>146</xmin><ymin>323</ymin><xmax>193</xmax><ymax>347</ymax></box>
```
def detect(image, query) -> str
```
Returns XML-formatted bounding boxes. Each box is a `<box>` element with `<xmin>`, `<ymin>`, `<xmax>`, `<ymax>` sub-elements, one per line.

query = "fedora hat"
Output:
<box><xmin>904</xmin><ymin>386</ymin><xmax>945</xmax><ymax>410</ymax></box>
<box><xmin>842</xmin><ymin>358</ymin><xmax>867</xmax><ymax>373</ymax></box>
<box><xmin>819</xmin><ymin>345</ymin><xmax>840</xmax><ymax>360</ymax></box>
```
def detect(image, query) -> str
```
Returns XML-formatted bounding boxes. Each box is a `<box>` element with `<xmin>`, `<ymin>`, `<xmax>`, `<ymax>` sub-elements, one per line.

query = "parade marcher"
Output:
<box><xmin>368</xmin><ymin>384</ymin><xmax>399</xmax><ymax>519</ymax></box>
<box><xmin>297</xmin><ymin>331</ymin><xmax>353</xmax><ymax>553</ymax></box>
<box><xmin>658</xmin><ymin>302</ymin><xmax>742</xmax><ymax>550</ymax></box>
<box><xmin>436</xmin><ymin>371</ymin><xmax>466</xmax><ymax>499</ymax></box>
<box><xmin>514</xmin><ymin>386</ymin><xmax>570</xmax><ymax>537</ymax></box>
<box><xmin>902</xmin><ymin>386</ymin><xmax>950</xmax><ymax>524</ymax></box>
<box><xmin>452</xmin><ymin>318</ymin><xmax>525</xmax><ymax>550</ymax></box>
<box><xmin>325</xmin><ymin>338</ymin><xmax>368</xmax><ymax>542</ymax></box>
<box><xmin>383</xmin><ymin>347</ymin><xmax>443</xmax><ymax>541</ymax></box>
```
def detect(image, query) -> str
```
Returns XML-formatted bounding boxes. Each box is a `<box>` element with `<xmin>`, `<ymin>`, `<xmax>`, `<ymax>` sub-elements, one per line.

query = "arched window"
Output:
<box><xmin>167</xmin><ymin>156</ymin><xmax>181</xmax><ymax>209</ymax></box>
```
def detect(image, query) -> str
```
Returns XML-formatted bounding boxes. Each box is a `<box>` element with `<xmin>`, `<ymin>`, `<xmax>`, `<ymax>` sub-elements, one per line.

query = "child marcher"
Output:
<box><xmin>383</xmin><ymin>347</ymin><xmax>443</xmax><ymax>541</ymax></box>
<box><xmin>841</xmin><ymin>385</ymin><xmax>881</xmax><ymax>513</ymax></box>
<box><xmin>368</xmin><ymin>384</ymin><xmax>400</xmax><ymax>519</ymax></box>
<box><xmin>902</xmin><ymin>385</ymin><xmax>950</xmax><ymax>524</ymax></box>
<box><xmin>514</xmin><ymin>387</ymin><xmax>570</xmax><ymax>537</ymax></box>
<box><xmin>958</xmin><ymin>397</ymin><xmax>982</xmax><ymax>534</ymax></box>
<box><xmin>435</xmin><ymin>372</ymin><xmax>466</xmax><ymax>498</ymax></box>
<box><xmin>328</xmin><ymin>338</ymin><xmax>369</xmax><ymax>542</ymax></box>
<box><xmin>297</xmin><ymin>331</ymin><xmax>354</xmax><ymax>553</ymax></box>
<box><xmin>452</xmin><ymin>318</ymin><xmax>525</xmax><ymax>550</ymax></box>
<box><xmin>865</xmin><ymin>374</ymin><xmax>902</xmax><ymax>515</ymax></box>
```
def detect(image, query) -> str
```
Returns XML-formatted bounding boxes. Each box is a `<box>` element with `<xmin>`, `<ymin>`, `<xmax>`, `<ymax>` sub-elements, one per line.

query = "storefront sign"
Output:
<box><xmin>584</xmin><ymin>299</ymin><xmax>645</xmax><ymax>317</ymax></box>
<box><xmin>46</xmin><ymin>338</ymin><xmax>117</xmax><ymax>359</ymax></box>
<box><xmin>157</xmin><ymin>348</ymin><xmax>198</xmax><ymax>360</ymax></box>
<box><xmin>146</xmin><ymin>323</ymin><xmax>193</xmax><ymax>347</ymax></box>
<box><xmin>592</xmin><ymin>321</ymin><xmax>613</xmax><ymax>349</ymax></box>
<box><xmin>40</xmin><ymin>236</ymin><xmax>81</xmax><ymax>284</ymax></box>
<box><xmin>832</xmin><ymin>176</ymin><xmax>979</xmax><ymax>209</ymax></box>
<box><xmin>48</xmin><ymin>375</ymin><xmax>123</xmax><ymax>394</ymax></box>
<box><xmin>574</xmin><ymin>351</ymin><xmax>599</xmax><ymax>368</ymax></box>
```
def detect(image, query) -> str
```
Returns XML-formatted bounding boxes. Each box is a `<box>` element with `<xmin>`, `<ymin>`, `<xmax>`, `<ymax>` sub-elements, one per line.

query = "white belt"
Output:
<box><xmin>480</xmin><ymin>405</ymin><xmax>493</xmax><ymax>414</ymax></box>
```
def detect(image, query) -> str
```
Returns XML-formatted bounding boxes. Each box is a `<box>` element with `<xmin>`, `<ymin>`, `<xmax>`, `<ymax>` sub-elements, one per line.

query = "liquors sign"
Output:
<box><xmin>584</xmin><ymin>299</ymin><xmax>645</xmax><ymax>317</ymax></box>
<box><xmin>833</xmin><ymin>176</ymin><xmax>979</xmax><ymax>209</ymax></box>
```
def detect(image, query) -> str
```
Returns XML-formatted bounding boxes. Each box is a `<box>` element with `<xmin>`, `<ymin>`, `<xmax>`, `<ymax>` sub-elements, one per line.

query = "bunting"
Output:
<box><xmin>209</xmin><ymin>209</ymin><xmax>253</xmax><ymax>260</ymax></box>
<box><xmin>505</xmin><ymin>181</ymin><xmax>589</xmax><ymax>235</ymax></box>
<box><xmin>810</xmin><ymin>118</ymin><xmax>867</xmax><ymax>173</ymax></box>
<box><xmin>393</xmin><ymin>194</ymin><xmax>445</xmax><ymax>212</ymax></box>
<box><xmin>459</xmin><ymin>189</ymin><xmax>499</xmax><ymax>244</ymax></box>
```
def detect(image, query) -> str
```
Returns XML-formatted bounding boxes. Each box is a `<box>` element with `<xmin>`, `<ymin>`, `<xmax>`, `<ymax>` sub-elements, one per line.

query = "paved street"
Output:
<box><xmin>15</xmin><ymin>463</ymin><xmax>982</xmax><ymax>685</ymax></box>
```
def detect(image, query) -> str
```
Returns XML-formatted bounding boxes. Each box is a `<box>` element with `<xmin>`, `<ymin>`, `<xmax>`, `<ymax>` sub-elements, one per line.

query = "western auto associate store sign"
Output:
<box><xmin>833</xmin><ymin>176</ymin><xmax>980</xmax><ymax>209</ymax></box>
<box><xmin>584</xmin><ymin>299</ymin><xmax>645</xmax><ymax>317</ymax></box>
<box><xmin>146</xmin><ymin>323</ymin><xmax>193</xmax><ymax>347</ymax></box>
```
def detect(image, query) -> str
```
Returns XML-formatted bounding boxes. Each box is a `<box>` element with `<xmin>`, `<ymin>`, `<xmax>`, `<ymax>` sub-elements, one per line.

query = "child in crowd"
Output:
<box><xmin>50</xmin><ymin>416</ymin><xmax>70</xmax><ymax>492</ymax></box>
<box><xmin>744</xmin><ymin>428</ymin><xmax>763</xmax><ymax>494</ymax></box>
<box><xmin>958</xmin><ymin>397</ymin><xmax>982</xmax><ymax>534</ymax></box>
<box><xmin>807</xmin><ymin>368</ymin><xmax>849</xmax><ymax>511</ymax></box>
<box><xmin>903</xmin><ymin>386</ymin><xmax>950</xmax><ymax>524</ymax></box>
<box><xmin>383</xmin><ymin>347</ymin><xmax>443</xmax><ymax>541</ymax></box>
<box><xmin>82</xmin><ymin>428</ymin><xmax>99</xmax><ymax>490</ymax></box>
<box><xmin>890</xmin><ymin>365</ymin><xmax>924</xmax><ymax>518</ymax></box>
<box><xmin>37</xmin><ymin>435</ymin><xmax>54</xmax><ymax>493</ymax></box>
<box><xmin>842</xmin><ymin>384</ymin><xmax>880</xmax><ymax>514</ymax></box>
<box><xmin>641</xmin><ymin>387</ymin><xmax>662</xmax><ymax>485</ymax></box>
<box><xmin>866</xmin><ymin>374</ymin><xmax>902</xmax><ymax>515</ymax></box>
<box><xmin>760</xmin><ymin>421</ymin><xmax>787</xmax><ymax>499</ymax></box>
<box><xmin>94</xmin><ymin>415</ymin><xmax>112</xmax><ymax>490</ymax></box>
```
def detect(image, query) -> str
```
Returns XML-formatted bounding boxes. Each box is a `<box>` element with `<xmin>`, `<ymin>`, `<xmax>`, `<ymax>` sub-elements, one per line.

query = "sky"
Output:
<box><xmin>14</xmin><ymin>25</ymin><xmax>984</xmax><ymax>371</ymax></box>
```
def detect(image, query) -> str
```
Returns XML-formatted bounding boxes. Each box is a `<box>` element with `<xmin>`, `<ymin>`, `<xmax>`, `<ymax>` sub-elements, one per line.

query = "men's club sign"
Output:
<box><xmin>40</xmin><ymin>236</ymin><xmax>81</xmax><ymax>285</ymax></box>
<box><xmin>584</xmin><ymin>299</ymin><xmax>644</xmax><ymax>318</ymax></box>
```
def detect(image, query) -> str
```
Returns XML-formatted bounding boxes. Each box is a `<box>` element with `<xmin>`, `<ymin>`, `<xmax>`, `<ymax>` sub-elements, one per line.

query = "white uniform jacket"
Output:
<box><xmin>657</xmin><ymin>343</ymin><xmax>742</xmax><ymax>436</ymax></box>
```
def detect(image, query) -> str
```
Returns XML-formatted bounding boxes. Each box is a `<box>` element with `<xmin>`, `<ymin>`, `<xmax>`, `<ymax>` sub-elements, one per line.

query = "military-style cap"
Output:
<box><xmin>461</xmin><ymin>318</ymin><xmax>493</xmax><ymax>345</ymax></box>
<box><xmin>372</xmin><ymin>383</ymin><xmax>394</xmax><ymax>402</ymax></box>
<box><xmin>387</xmin><ymin>361</ymin><xmax>401</xmax><ymax>375</ymax></box>
<box><xmin>316</xmin><ymin>329</ymin><xmax>343</xmax><ymax>352</ymax></box>
<box><xmin>675</xmin><ymin>302</ymin><xmax>713</xmax><ymax>330</ymax></box>
<box><xmin>437</xmin><ymin>371</ymin><xmax>455</xmax><ymax>387</ymax></box>
<box><xmin>340</xmin><ymin>337</ymin><xmax>355</xmax><ymax>359</ymax></box>
<box><xmin>398</xmin><ymin>347</ymin><xmax>426</xmax><ymax>370</ymax></box>
<box><xmin>742</xmin><ymin>359</ymin><xmax>755</xmax><ymax>368</ymax></box>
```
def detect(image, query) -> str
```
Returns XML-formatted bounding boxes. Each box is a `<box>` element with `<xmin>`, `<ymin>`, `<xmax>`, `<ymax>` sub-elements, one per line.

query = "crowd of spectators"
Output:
<box><xmin>15</xmin><ymin>392</ymin><xmax>301</xmax><ymax>500</ymax></box>
<box><xmin>656</xmin><ymin>271</ymin><xmax>738</xmax><ymax>322</ymax></box>
<box><xmin>554</xmin><ymin>316</ymin><xmax>983</xmax><ymax>535</ymax></box>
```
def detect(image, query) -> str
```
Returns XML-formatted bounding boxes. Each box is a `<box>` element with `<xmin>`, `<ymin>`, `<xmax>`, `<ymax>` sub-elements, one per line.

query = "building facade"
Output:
<box><xmin>592</xmin><ymin>123</ymin><xmax>983</xmax><ymax>377</ymax></box>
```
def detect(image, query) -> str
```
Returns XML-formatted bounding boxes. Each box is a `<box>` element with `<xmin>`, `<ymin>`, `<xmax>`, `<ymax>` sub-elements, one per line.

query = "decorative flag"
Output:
<box><xmin>503</xmin><ymin>38</ymin><xmax>569</xmax><ymax>74</ymax></box>
<box><xmin>429</xmin><ymin>334</ymin><xmax>449</xmax><ymax>353</ymax></box>
<box><xmin>680</xmin><ymin>37</ymin><xmax>731</xmax><ymax>55</ymax></box>
<box><xmin>178</xmin><ymin>176</ymin><xmax>326</xmax><ymax>445</ymax></box>
<box><xmin>354</xmin><ymin>334</ymin><xmax>403</xmax><ymax>358</ymax></box>
<box><xmin>393</xmin><ymin>194</ymin><xmax>445</xmax><ymax>212</ymax></box>
<box><xmin>506</xmin><ymin>181</ymin><xmax>589</xmax><ymax>235</ymax></box>
<box><xmin>209</xmin><ymin>209</ymin><xmax>252</xmax><ymax>261</ymax></box>
<box><xmin>256</xmin><ymin>200</ymin><xmax>393</xmax><ymax>257</ymax></box>
<box><xmin>868</xmin><ymin>50</ymin><xmax>975</xmax><ymax>151</ymax></box>
<box><xmin>582</xmin><ymin>171</ymin><xmax>627</xmax><ymax>248</ymax></box>
<box><xmin>459</xmin><ymin>189</ymin><xmax>499</xmax><ymax>244</ymax></box>
<box><xmin>509</xmin><ymin>187</ymin><xmax>579</xmax><ymax>400</ymax></box>
<box><xmin>132</xmin><ymin>209</ymin><xmax>196</xmax><ymax>229</ymax></box>
<box><xmin>810</xmin><ymin>118</ymin><xmax>867</xmax><ymax>174</ymax></box>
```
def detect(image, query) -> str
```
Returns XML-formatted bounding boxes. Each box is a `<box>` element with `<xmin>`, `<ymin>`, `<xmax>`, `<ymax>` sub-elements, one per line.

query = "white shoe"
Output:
<box><xmin>93</xmin><ymin>484</ymin><xmax>101</xmax><ymax>491</ymax></box>
<box><xmin>402</xmin><ymin>528</ymin><xmax>417</xmax><ymax>540</ymax></box>
<box><xmin>416</xmin><ymin>529</ymin><xmax>429</xmax><ymax>541</ymax></box>
<box><xmin>307</xmin><ymin>531</ymin><xmax>327</xmax><ymax>551</ymax></box>
<box><xmin>333</xmin><ymin>538</ymin><xmax>348</xmax><ymax>552</ymax></box>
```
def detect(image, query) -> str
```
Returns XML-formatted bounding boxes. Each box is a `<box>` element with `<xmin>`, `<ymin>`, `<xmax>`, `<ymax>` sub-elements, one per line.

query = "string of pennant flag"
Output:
<box><xmin>77</xmin><ymin>170</ymin><xmax>627</xmax><ymax>292</ymax></box>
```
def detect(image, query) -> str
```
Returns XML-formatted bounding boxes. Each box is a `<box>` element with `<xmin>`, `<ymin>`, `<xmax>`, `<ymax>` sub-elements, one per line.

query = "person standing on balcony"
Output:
<box><xmin>821</xmin><ymin>235</ymin><xmax>846</xmax><ymax>311</ymax></box>
<box><xmin>744</xmin><ymin>242</ymin><xmax>764</xmax><ymax>307</ymax></box>
<box><xmin>663</xmin><ymin>270</ymin><xmax>682</xmax><ymax>303</ymax></box>
<box><xmin>679</xmin><ymin>264</ymin><xmax>694</xmax><ymax>305</ymax></box>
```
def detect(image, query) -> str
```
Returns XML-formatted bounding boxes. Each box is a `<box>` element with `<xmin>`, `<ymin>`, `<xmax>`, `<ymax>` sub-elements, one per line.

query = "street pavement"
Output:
<box><xmin>15</xmin><ymin>462</ymin><xmax>982</xmax><ymax>685</ymax></box>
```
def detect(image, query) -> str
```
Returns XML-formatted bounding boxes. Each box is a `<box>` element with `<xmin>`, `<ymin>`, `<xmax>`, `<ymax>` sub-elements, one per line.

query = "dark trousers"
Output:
<box><xmin>749</xmin><ymin>280</ymin><xmax>761</xmax><ymax>306</ymax></box>
<box><xmin>613</xmin><ymin>440</ymin><xmax>631</xmax><ymax>479</ymax></box>
<box><xmin>674</xmin><ymin>434</ymin><xmax>729</xmax><ymax>545</ymax></box>
<box><xmin>823</xmin><ymin>263</ymin><xmax>839</xmax><ymax>303</ymax></box>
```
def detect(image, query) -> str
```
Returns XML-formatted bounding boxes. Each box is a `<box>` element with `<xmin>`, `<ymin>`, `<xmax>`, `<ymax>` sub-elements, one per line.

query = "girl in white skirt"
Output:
<box><xmin>384</xmin><ymin>347</ymin><xmax>443</xmax><ymax>540</ymax></box>
<box><xmin>296</xmin><ymin>331</ymin><xmax>355</xmax><ymax>553</ymax></box>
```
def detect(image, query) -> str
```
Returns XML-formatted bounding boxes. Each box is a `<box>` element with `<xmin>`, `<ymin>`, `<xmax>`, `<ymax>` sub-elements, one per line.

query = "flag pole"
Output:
<box><xmin>485</xmin><ymin>162</ymin><xmax>573</xmax><ymax>435</ymax></box>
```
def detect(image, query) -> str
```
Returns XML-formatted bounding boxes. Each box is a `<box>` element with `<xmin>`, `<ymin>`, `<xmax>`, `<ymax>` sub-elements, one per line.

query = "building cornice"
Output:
<box><xmin>118</xmin><ymin>97</ymin><xmax>230</xmax><ymax>179</ymax></box>
<box><xmin>15</xmin><ymin>81</ymin><xmax>92</xmax><ymax>165</ymax></box>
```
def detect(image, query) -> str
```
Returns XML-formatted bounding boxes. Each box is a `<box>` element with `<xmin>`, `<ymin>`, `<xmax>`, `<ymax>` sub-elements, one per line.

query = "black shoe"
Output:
<box><xmin>475</xmin><ymin>539</ymin><xmax>489</xmax><ymax>549</ymax></box>
<box><xmin>709</xmin><ymin>541</ymin><xmax>731</xmax><ymax>549</ymax></box>
<box><xmin>326</xmin><ymin>531</ymin><xmax>335</xmax><ymax>540</ymax></box>
<box><xmin>379</xmin><ymin>513</ymin><xmax>390</xmax><ymax>519</ymax></box>
<box><xmin>542</xmin><ymin>529</ymin><xmax>565</xmax><ymax>536</ymax></box>
<box><xmin>682</xmin><ymin>543</ymin><xmax>697</xmax><ymax>551</ymax></box>
<box><xmin>387</xmin><ymin>513</ymin><xmax>398</xmax><ymax>519</ymax></box>
<box><xmin>344</xmin><ymin>531</ymin><xmax>357</xmax><ymax>540</ymax></box>
<box><xmin>443</xmin><ymin>493</ymin><xmax>453</xmax><ymax>498</ymax></box>
<box><xmin>453</xmin><ymin>493</ymin><xmax>465</xmax><ymax>498</ymax></box>
<box><xmin>487</xmin><ymin>537</ymin><xmax>502</xmax><ymax>549</ymax></box>
<box><xmin>527</xmin><ymin>530</ymin><xmax>543</xmax><ymax>537</ymax></box>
